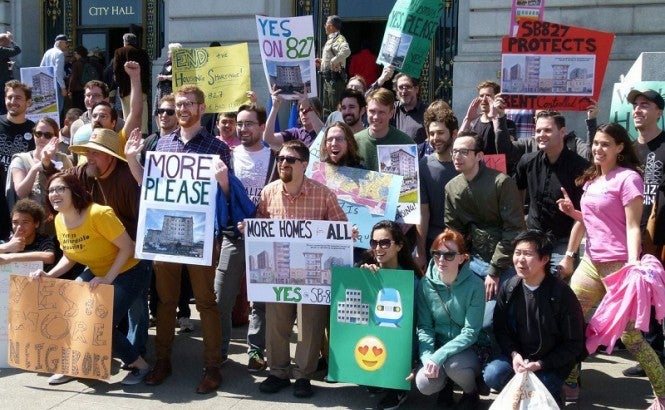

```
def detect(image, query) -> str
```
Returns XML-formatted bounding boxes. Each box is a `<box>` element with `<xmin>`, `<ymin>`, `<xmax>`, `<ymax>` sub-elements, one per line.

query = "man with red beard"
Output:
<box><xmin>249</xmin><ymin>139</ymin><xmax>346</xmax><ymax>399</ymax></box>
<box><xmin>125</xmin><ymin>84</ymin><xmax>231</xmax><ymax>394</ymax></box>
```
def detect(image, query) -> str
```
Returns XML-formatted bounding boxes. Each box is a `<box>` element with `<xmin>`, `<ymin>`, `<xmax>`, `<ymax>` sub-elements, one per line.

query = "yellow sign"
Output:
<box><xmin>172</xmin><ymin>43</ymin><xmax>251</xmax><ymax>113</ymax></box>
<box><xmin>8</xmin><ymin>275</ymin><xmax>114</xmax><ymax>381</ymax></box>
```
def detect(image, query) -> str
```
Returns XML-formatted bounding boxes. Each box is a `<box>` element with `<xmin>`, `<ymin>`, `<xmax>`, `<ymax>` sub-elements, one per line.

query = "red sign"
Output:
<box><xmin>500</xmin><ymin>21</ymin><xmax>614</xmax><ymax>111</ymax></box>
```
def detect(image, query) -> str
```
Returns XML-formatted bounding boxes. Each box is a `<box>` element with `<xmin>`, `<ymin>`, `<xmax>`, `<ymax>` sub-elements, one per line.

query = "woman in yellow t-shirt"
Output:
<box><xmin>29</xmin><ymin>172</ymin><xmax>150</xmax><ymax>386</ymax></box>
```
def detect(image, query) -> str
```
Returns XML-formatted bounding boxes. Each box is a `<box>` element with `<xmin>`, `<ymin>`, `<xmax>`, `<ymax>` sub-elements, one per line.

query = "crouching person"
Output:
<box><xmin>483</xmin><ymin>230</ymin><xmax>585</xmax><ymax>404</ymax></box>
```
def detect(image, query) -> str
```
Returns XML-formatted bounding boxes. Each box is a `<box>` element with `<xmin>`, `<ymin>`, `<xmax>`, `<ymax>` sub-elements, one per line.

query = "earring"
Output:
<box><xmin>617</xmin><ymin>153</ymin><xmax>624</xmax><ymax>162</ymax></box>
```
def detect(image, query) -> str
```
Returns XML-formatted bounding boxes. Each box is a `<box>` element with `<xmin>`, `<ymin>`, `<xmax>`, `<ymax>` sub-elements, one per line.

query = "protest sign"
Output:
<box><xmin>171</xmin><ymin>43</ymin><xmax>250</xmax><ymax>113</ymax></box>
<box><xmin>610</xmin><ymin>81</ymin><xmax>665</xmax><ymax>141</ymax></box>
<box><xmin>328</xmin><ymin>266</ymin><xmax>414</xmax><ymax>390</ymax></box>
<box><xmin>377</xmin><ymin>144</ymin><xmax>420</xmax><ymax>224</ymax></box>
<box><xmin>483</xmin><ymin>154</ymin><xmax>507</xmax><ymax>174</ymax></box>
<box><xmin>244</xmin><ymin>218</ymin><xmax>353</xmax><ymax>305</ymax></box>
<box><xmin>510</xmin><ymin>0</ymin><xmax>545</xmax><ymax>37</ymax></box>
<box><xmin>0</xmin><ymin>261</ymin><xmax>42</xmax><ymax>368</ymax></box>
<box><xmin>20</xmin><ymin>66</ymin><xmax>60</xmax><ymax>125</ymax></box>
<box><xmin>135</xmin><ymin>152</ymin><xmax>218</xmax><ymax>266</ymax></box>
<box><xmin>377</xmin><ymin>0</ymin><xmax>443</xmax><ymax>78</ymax></box>
<box><xmin>256</xmin><ymin>15</ymin><xmax>317</xmax><ymax>100</ymax></box>
<box><xmin>307</xmin><ymin>162</ymin><xmax>402</xmax><ymax>249</ymax></box>
<box><xmin>8</xmin><ymin>275</ymin><xmax>113</xmax><ymax>380</ymax></box>
<box><xmin>500</xmin><ymin>21</ymin><xmax>614</xmax><ymax>111</ymax></box>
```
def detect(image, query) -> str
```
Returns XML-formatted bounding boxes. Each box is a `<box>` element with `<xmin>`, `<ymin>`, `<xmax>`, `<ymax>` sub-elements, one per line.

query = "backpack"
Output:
<box><xmin>81</xmin><ymin>62</ymin><xmax>99</xmax><ymax>84</ymax></box>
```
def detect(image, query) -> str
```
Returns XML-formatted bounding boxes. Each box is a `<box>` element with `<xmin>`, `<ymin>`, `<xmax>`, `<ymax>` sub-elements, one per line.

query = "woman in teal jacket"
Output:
<box><xmin>415</xmin><ymin>228</ymin><xmax>486</xmax><ymax>409</ymax></box>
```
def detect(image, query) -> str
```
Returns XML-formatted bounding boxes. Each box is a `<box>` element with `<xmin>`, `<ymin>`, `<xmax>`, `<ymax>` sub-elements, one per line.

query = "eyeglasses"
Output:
<box><xmin>84</xmin><ymin>93</ymin><xmax>103</xmax><ymax>99</ymax></box>
<box><xmin>325</xmin><ymin>136</ymin><xmax>346</xmax><ymax>143</ymax></box>
<box><xmin>48</xmin><ymin>186</ymin><xmax>69</xmax><ymax>195</ymax></box>
<box><xmin>156</xmin><ymin>108</ymin><xmax>175</xmax><ymax>116</ymax></box>
<box><xmin>369</xmin><ymin>239</ymin><xmax>395</xmax><ymax>249</ymax></box>
<box><xmin>34</xmin><ymin>131</ymin><xmax>54</xmax><ymax>139</ymax></box>
<box><xmin>236</xmin><ymin>121</ymin><xmax>258</xmax><ymax>128</ymax></box>
<box><xmin>175</xmin><ymin>100</ymin><xmax>198</xmax><ymax>109</ymax></box>
<box><xmin>276</xmin><ymin>155</ymin><xmax>302</xmax><ymax>164</ymax></box>
<box><xmin>431</xmin><ymin>250</ymin><xmax>460</xmax><ymax>261</ymax></box>
<box><xmin>397</xmin><ymin>84</ymin><xmax>414</xmax><ymax>91</ymax></box>
<box><xmin>451</xmin><ymin>148</ymin><xmax>478</xmax><ymax>157</ymax></box>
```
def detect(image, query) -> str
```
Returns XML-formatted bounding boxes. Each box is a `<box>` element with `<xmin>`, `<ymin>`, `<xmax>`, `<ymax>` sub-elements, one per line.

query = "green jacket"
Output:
<box><xmin>444</xmin><ymin>163</ymin><xmax>525</xmax><ymax>277</ymax></box>
<box><xmin>416</xmin><ymin>260</ymin><xmax>485</xmax><ymax>366</ymax></box>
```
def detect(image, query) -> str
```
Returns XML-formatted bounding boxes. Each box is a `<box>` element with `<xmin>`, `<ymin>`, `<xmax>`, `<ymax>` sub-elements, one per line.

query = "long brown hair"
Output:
<box><xmin>319</xmin><ymin>121</ymin><xmax>363</xmax><ymax>167</ymax></box>
<box><xmin>576</xmin><ymin>123</ymin><xmax>642</xmax><ymax>186</ymax></box>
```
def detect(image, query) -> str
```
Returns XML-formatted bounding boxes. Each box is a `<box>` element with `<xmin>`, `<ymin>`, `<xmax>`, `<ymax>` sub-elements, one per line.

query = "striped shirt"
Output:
<box><xmin>156</xmin><ymin>126</ymin><xmax>232</xmax><ymax>170</ymax></box>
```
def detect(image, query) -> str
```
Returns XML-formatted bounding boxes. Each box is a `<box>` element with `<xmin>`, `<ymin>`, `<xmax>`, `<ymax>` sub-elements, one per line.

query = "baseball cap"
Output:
<box><xmin>627</xmin><ymin>89</ymin><xmax>664</xmax><ymax>110</ymax></box>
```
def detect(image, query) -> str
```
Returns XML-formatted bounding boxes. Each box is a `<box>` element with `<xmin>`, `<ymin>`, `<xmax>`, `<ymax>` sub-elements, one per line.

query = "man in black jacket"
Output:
<box><xmin>483</xmin><ymin>230</ymin><xmax>585</xmax><ymax>404</ymax></box>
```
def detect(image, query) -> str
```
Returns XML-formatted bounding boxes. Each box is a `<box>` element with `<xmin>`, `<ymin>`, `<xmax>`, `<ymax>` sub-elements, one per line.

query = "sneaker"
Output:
<box><xmin>178</xmin><ymin>317</ymin><xmax>194</xmax><ymax>333</ymax></box>
<box><xmin>456</xmin><ymin>391</ymin><xmax>480</xmax><ymax>410</ymax></box>
<box><xmin>365</xmin><ymin>385</ymin><xmax>385</xmax><ymax>396</ymax></box>
<box><xmin>563</xmin><ymin>382</ymin><xmax>579</xmax><ymax>402</ymax></box>
<box><xmin>259</xmin><ymin>375</ymin><xmax>290</xmax><ymax>393</ymax></box>
<box><xmin>377</xmin><ymin>390</ymin><xmax>407</xmax><ymax>410</ymax></box>
<box><xmin>623</xmin><ymin>363</ymin><xmax>647</xmax><ymax>377</ymax></box>
<box><xmin>436</xmin><ymin>382</ymin><xmax>454</xmax><ymax>408</ymax></box>
<box><xmin>248</xmin><ymin>351</ymin><xmax>267</xmax><ymax>373</ymax></box>
<box><xmin>293</xmin><ymin>378</ymin><xmax>314</xmax><ymax>398</ymax></box>
<box><xmin>48</xmin><ymin>373</ymin><xmax>74</xmax><ymax>385</ymax></box>
<box><xmin>121</xmin><ymin>367</ymin><xmax>150</xmax><ymax>385</ymax></box>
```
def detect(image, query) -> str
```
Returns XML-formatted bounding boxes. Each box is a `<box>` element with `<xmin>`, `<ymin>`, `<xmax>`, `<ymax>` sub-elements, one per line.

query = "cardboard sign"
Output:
<box><xmin>244</xmin><ymin>218</ymin><xmax>353</xmax><ymax>304</ymax></box>
<box><xmin>483</xmin><ymin>154</ymin><xmax>507</xmax><ymax>174</ymax></box>
<box><xmin>377</xmin><ymin>0</ymin><xmax>443</xmax><ymax>78</ymax></box>
<box><xmin>135</xmin><ymin>152</ymin><xmax>218</xmax><ymax>266</ymax></box>
<box><xmin>377</xmin><ymin>144</ymin><xmax>421</xmax><ymax>224</ymax></box>
<box><xmin>171</xmin><ymin>43</ymin><xmax>251</xmax><ymax>113</ymax></box>
<box><xmin>328</xmin><ymin>267</ymin><xmax>414</xmax><ymax>390</ymax></box>
<box><xmin>256</xmin><ymin>15</ymin><xmax>317</xmax><ymax>100</ymax></box>
<box><xmin>500</xmin><ymin>21</ymin><xmax>614</xmax><ymax>111</ymax></box>
<box><xmin>8</xmin><ymin>275</ymin><xmax>114</xmax><ymax>380</ymax></box>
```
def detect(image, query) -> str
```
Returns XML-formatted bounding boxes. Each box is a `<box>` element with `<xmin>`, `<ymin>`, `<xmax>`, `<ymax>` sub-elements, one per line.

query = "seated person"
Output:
<box><xmin>0</xmin><ymin>198</ymin><xmax>56</xmax><ymax>268</ymax></box>
<box><xmin>483</xmin><ymin>230</ymin><xmax>585</xmax><ymax>404</ymax></box>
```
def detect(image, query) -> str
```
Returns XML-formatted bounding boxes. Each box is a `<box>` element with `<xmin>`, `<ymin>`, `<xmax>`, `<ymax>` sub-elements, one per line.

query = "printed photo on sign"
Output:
<box><xmin>256</xmin><ymin>15</ymin><xmax>317</xmax><ymax>100</ymax></box>
<box><xmin>377</xmin><ymin>144</ymin><xmax>420</xmax><ymax>224</ymax></box>
<box><xmin>501</xmin><ymin>54</ymin><xmax>595</xmax><ymax>96</ymax></box>
<box><xmin>20</xmin><ymin>66</ymin><xmax>60</xmax><ymax>124</ymax></box>
<box><xmin>244</xmin><ymin>218</ymin><xmax>353</xmax><ymax>305</ymax></box>
<box><xmin>136</xmin><ymin>152</ymin><xmax>218</xmax><ymax>266</ymax></box>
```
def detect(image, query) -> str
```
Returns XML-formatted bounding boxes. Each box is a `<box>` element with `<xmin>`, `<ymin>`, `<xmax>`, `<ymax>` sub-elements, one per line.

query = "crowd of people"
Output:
<box><xmin>2</xmin><ymin>15</ymin><xmax>664</xmax><ymax>410</ymax></box>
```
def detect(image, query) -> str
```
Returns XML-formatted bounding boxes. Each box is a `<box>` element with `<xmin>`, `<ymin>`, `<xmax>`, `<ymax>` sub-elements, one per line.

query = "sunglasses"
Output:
<box><xmin>276</xmin><ymin>155</ymin><xmax>302</xmax><ymax>164</ymax></box>
<box><xmin>431</xmin><ymin>250</ymin><xmax>460</xmax><ymax>261</ymax></box>
<box><xmin>156</xmin><ymin>108</ymin><xmax>175</xmax><ymax>116</ymax></box>
<box><xmin>34</xmin><ymin>131</ymin><xmax>54</xmax><ymax>139</ymax></box>
<box><xmin>369</xmin><ymin>239</ymin><xmax>395</xmax><ymax>249</ymax></box>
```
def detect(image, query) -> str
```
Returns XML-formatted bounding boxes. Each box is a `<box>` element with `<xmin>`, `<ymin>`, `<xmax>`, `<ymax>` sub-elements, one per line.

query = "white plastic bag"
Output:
<box><xmin>489</xmin><ymin>371</ymin><xmax>559</xmax><ymax>410</ymax></box>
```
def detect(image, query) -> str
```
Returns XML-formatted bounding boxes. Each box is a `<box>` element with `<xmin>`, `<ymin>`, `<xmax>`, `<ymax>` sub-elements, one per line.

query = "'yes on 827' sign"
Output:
<box><xmin>244</xmin><ymin>218</ymin><xmax>353</xmax><ymax>305</ymax></box>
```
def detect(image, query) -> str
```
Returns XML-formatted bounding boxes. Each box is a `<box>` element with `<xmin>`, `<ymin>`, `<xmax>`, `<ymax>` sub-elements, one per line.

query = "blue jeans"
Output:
<box><xmin>469</xmin><ymin>256</ymin><xmax>516</xmax><ymax>329</ymax></box>
<box><xmin>77</xmin><ymin>262</ymin><xmax>150</xmax><ymax>365</ymax></box>
<box><xmin>126</xmin><ymin>259</ymin><xmax>151</xmax><ymax>357</ymax></box>
<box><xmin>484</xmin><ymin>355</ymin><xmax>563</xmax><ymax>399</ymax></box>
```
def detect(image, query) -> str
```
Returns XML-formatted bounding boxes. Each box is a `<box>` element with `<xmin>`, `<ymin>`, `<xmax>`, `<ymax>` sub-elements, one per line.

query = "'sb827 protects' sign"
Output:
<box><xmin>244</xmin><ymin>218</ymin><xmax>353</xmax><ymax>305</ymax></box>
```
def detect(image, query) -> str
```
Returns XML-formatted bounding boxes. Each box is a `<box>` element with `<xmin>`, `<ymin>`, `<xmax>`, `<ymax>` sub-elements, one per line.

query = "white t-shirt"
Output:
<box><xmin>232</xmin><ymin>145</ymin><xmax>272</xmax><ymax>205</ymax></box>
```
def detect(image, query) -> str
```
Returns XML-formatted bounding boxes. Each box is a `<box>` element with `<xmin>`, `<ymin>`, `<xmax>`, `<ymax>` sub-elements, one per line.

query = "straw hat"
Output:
<box><xmin>69</xmin><ymin>128</ymin><xmax>126</xmax><ymax>162</ymax></box>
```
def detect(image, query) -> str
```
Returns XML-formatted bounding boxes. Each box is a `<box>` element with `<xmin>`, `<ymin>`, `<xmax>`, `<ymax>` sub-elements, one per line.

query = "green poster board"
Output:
<box><xmin>328</xmin><ymin>267</ymin><xmax>414</xmax><ymax>390</ymax></box>
<box><xmin>377</xmin><ymin>0</ymin><xmax>443</xmax><ymax>78</ymax></box>
<box><xmin>610</xmin><ymin>81</ymin><xmax>665</xmax><ymax>140</ymax></box>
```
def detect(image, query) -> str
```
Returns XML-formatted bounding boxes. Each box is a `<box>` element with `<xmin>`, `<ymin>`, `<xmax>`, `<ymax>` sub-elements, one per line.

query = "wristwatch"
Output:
<box><xmin>565</xmin><ymin>251</ymin><xmax>578</xmax><ymax>258</ymax></box>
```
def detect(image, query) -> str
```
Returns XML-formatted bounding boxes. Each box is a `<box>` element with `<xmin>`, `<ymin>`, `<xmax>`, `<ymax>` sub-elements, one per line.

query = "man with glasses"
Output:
<box><xmin>444</xmin><ymin>131</ymin><xmax>524</xmax><ymax>302</ymax></box>
<box><xmin>391</xmin><ymin>73</ymin><xmax>429</xmax><ymax>158</ymax></box>
<box><xmin>515</xmin><ymin>111</ymin><xmax>587</xmax><ymax>278</ymax></box>
<box><xmin>216</xmin><ymin>104</ymin><xmax>278</xmax><ymax>373</ymax></box>
<box><xmin>250</xmin><ymin>139</ymin><xmax>346</xmax><ymax>399</ymax></box>
<box><xmin>69</xmin><ymin>80</ymin><xmax>125</xmax><ymax>139</ymax></box>
<box><xmin>125</xmin><ymin>84</ymin><xmax>232</xmax><ymax>394</ymax></box>
<box><xmin>355</xmin><ymin>88</ymin><xmax>414</xmax><ymax>171</ymax></box>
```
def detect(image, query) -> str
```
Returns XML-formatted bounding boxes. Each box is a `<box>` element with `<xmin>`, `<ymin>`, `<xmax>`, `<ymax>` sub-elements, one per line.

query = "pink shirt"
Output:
<box><xmin>581</xmin><ymin>167</ymin><xmax>643</xmax><ymax>262</ymax></box>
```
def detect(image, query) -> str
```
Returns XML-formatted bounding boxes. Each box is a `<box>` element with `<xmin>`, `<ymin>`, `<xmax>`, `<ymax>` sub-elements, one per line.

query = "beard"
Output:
<box><xmin>85</xmin><ymin>164</ymin><xmax>101</xmax><ymax>178</ymax></box>
<box><xmin>279</xmin><ymin>171</ymin><xmax>293</xmax><ymax>183</ymax></box>
<box><xmin>343</xmin><ymin>114</ymin><xmax>359</xmax><ymax>127</ymax></box>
